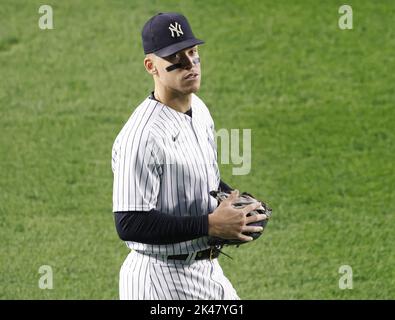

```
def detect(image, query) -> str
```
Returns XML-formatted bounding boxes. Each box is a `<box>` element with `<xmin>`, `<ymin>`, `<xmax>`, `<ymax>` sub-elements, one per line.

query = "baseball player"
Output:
<box><xmin>111</xmin><ymin>12</ymin><xmax>266</xmax><ymax>300</ymax></box>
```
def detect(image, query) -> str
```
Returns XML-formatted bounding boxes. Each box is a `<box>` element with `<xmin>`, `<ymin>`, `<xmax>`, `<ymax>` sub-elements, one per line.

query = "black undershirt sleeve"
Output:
<box><xmin>219</xmin><ymin>180</ymin><xmax>234</xmax><ymax>192</ymax></box>
<box><xmin>114</xmin><ymin>210</ymin><xmax>208</xmax><ymax>245</ymax></box>
<box><xmin>114</xmin><ymin>179</ymin><xmax>233</xmax><ymax>244</ymax></box>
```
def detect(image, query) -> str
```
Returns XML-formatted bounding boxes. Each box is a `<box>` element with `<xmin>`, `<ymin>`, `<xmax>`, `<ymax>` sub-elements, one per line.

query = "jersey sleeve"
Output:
<box><xmin>112</xmin><ymin>129</ymin><xmax>162</xmax><ymax>212</ymax></box>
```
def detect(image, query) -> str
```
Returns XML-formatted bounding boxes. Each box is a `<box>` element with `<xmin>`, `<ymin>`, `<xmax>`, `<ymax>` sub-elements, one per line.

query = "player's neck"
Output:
<box><xmin>154</xmin><ymin>86</ymin><xmax>192</xmax><ymax>113</ymax></box>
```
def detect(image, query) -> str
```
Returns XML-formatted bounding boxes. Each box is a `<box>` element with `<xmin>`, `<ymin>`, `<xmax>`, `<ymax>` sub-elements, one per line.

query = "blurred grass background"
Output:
<box><xmin>0</xmin><ymin>0</ymin><xmax>394</xmax><ymax>299</ymax></box>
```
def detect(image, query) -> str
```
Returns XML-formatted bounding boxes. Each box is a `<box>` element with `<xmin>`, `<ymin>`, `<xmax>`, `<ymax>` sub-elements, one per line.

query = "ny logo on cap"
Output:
<box><xmin>169</xmin><ymin>22</ymin><xmax>183</xmax><ymax>38</ymax></box>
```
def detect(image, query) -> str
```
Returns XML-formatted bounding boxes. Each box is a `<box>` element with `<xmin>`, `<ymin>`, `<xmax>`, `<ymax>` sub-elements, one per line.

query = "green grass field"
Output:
<box><xmin>1</xmin><ymin>0</ymin><xmax>394</xmax><ymax>299</ymax></box>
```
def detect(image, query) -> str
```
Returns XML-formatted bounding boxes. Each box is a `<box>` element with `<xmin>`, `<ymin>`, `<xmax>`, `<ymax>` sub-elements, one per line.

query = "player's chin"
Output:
<box><xmin>181</xmin><ymin>80</ymin><xmax>201</xmax><ymax>94</ymax></box>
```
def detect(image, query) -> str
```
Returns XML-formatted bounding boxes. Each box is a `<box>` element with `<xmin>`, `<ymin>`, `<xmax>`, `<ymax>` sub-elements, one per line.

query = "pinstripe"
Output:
<box><xmin>215</xmin><ymin>262</ymin><xmax>223</xmax><ymax>299</ymax></box>
<box><xmin>148</xmin><ymin>256</ymin><xmax>161</xmax><ymax>300</ymax></box>
<box><xmin>212</xmin><ymin>266</ymin><xmax>220</xmax><ymax>299</ymax></box>
<box><xmin>127</xmin><ymin>254</ymin><xmax>135</xmax><ymax>299</ymax></box>
<box><xmin>191</xmin><ymin>118</ymin><xmax>212</xmax><ymax>213</ymax></box>
<box><xmin>195</xmin><ymin>261</ymin><xmax>205</xmax><ymax>299</ymax></box>
<box><xmin>152</xmin><ymin>118</ymin><xmax>203</xmax><ymax>240</ymax></box>
<box><xmin>126</xmin><ymin>253</ymin><xmax>135</xmax><ymax>300</ymax></box>
<box><xmin>130</xmin><ymin>252</ymin><xmax>140</xmax><ymax>299</ymax></box>
<box><xmin>158</xmin><ymin>113</ymin><xmax>199</xmax><ymax>219</ymax></box>
<box><xmin>160</xmin><ymin>264</ymin><xmax>175</xmax><ymax>299</ymax></box>
<box><xmin>150</xmin><ymin>260</ymin><xmax>167</xmax><ymax>299</ymax></box>
<box><xmin>137</xmin><ymin>253</ymin><xmax>147</xmax><ymax>298</ymax></box>
<box><xmin>122</xmin><ymin>252</ymin><xmax>135</xmax><ymax>299</ymax></box>
<box><xmin>189</xmin><ymin>263</ymin><xmax>199</xmax><ymax>299</ymax></box>
<box><xmin>121</xmin><ymin>103</ymin><xmax>150</xmax><ymax>209</ymax></box>
<box><xmin>189</xmin><ymin>262</ymin><xmax>201</xmax><ymax>299</ymax></box>
<box><xmin>203</xmin><ymin>262</ymin><xmax>211</xmax><ymax>300</ymax></box>
<box><xmin>201</xmin><ymin>262</ymin><xmax>208</xmax><ymax>299</ymax></box>
<box><xmin>115</xmin><ymin>100</ymin><xmax>151</xmax><ymax>210</ymax></box>
<box><xmin>161</xmin><ymin>110</ymin><xmax>207</xmax><ymax>223</ymax></box>
<box><xmin>208</xmin><ymin>262</ymin><xmax>216</xmax><ymax>299</ymax></box>
<box><xmin>174</xmin><ymin>264</ymin><xmax>188</xmax><ymax>299</ymax></box>
<box><xmin>133</xmin><ymin>253</ymin><xmax>142</xmax><ymax>298</ymax></box>
<box><xmin>142</xmin><ymin>255</ymin><xmax>150</xmax><ymax>299</ymax></box>
<box><xmin>114</xmin><ymin>94</ymin><xmax>238</xmax><ymax>300</ymax></box>
<box><xmin>132</xmin><ymin>101</ymin><xmax>158</xmax><ymax>210</ymax></box>
<box><xmin>166</xmin><ymin>264</ymin><xmax>181</xmax><ymax>299</ymax></box>
<box><xmin>212</xmin><ymin>263</ymin><xmax>220</xmax><ymax>299</ymax></box>
<box><xmin>207</xmin><ymin>262</ymin><xmax>215</xmax><ymax>299</ymax></box>
<box><xmin>122</xmin><ymin>257</ymin><xmax>128</xmax><ymax>299</ymax></box>
<box><xmin>120</xmin><ymin>251</ymin><xmax>239</xmax><ymax>299</ymax></box>
<box><xmin>129</xmin><ymin>253</ymin><xmax>141</xmax><ymax>300</ymax></box>
<box><xmin>120</xmin><ymin>252</ymin><xmax>133</xmax><ymax>299</ymax></box>
<box><xmin>181</xmin><ymin>264</ymin><xmax>192</xmax><ymax>299</ymax></box>
<box><xmin>142</xmin><ymin>136</ymin><xmax>158</xmax><ymax>208</ymax></box>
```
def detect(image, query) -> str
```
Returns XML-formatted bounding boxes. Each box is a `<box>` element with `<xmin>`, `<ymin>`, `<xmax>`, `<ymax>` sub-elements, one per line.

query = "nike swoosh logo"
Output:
<box><xmin>172</xmin><ymin>131</ymin><xmax>180</xmax><ymax>142</ymax></box>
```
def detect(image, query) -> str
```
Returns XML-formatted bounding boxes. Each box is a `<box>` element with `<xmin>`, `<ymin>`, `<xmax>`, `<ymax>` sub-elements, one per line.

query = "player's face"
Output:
<box><xmin>156</xmin><ymin>46</ymin><xmax>201</xmax><ymax>94</ymax></box>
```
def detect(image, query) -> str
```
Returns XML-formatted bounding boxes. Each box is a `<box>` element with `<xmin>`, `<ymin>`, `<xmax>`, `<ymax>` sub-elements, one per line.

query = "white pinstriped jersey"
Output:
<box><xmin>119</xmin><ymin>250</ymin><xmax>239</xmax><ymax>300</ymax></box>
<box><xmin>112</xmin><ymin>93</ymin><xmax>220</xmax><ymax>255</ymax></box>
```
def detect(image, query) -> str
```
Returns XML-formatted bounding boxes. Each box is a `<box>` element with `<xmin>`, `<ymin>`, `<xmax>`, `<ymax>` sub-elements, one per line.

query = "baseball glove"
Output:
<box><xmin>208</xmin><ymin>190</ymin><xmax>272</xmax><ymax>246</ymax></box>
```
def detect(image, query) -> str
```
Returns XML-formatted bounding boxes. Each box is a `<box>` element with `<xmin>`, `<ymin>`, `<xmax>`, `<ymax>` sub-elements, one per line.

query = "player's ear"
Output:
<box><xmin>144</xmin><ymin>54</ymin><xmax>158</xmax><ymax>76</ymax></box>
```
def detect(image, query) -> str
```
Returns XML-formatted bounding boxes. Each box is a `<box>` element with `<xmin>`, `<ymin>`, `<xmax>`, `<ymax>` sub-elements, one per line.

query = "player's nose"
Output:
<box><xmin>180</xmin><ymin>55</ymin><xmax>194</xmax><ymax>69</ymax></box>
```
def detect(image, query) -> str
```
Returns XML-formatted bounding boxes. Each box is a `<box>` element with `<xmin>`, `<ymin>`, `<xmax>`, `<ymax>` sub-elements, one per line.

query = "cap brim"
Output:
<box><xmin>154</xmin><ymin>38</ymin><xmax>204</xmax><ymax>58</ymax></box>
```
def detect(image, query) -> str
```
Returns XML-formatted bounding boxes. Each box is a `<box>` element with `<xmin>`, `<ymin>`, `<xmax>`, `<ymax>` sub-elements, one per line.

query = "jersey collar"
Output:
<box><xmin>149</xmin><ymin>91</ymin><xmax>193</xmax><ymax>118</ymax></box>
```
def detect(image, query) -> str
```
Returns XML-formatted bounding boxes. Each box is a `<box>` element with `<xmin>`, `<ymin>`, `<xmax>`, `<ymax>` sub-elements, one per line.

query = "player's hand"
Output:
<box><xmin>208</xmin><ymin>190</ymin><xmax>268</xmax><ymax>242</ymax></box>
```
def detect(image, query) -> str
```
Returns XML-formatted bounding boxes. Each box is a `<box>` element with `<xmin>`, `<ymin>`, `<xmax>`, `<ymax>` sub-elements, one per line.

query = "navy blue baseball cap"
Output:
<box><xmin>142</xmin><ymin>12</ymin><xmax>204</xmax><ymax>57</ymax></box>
